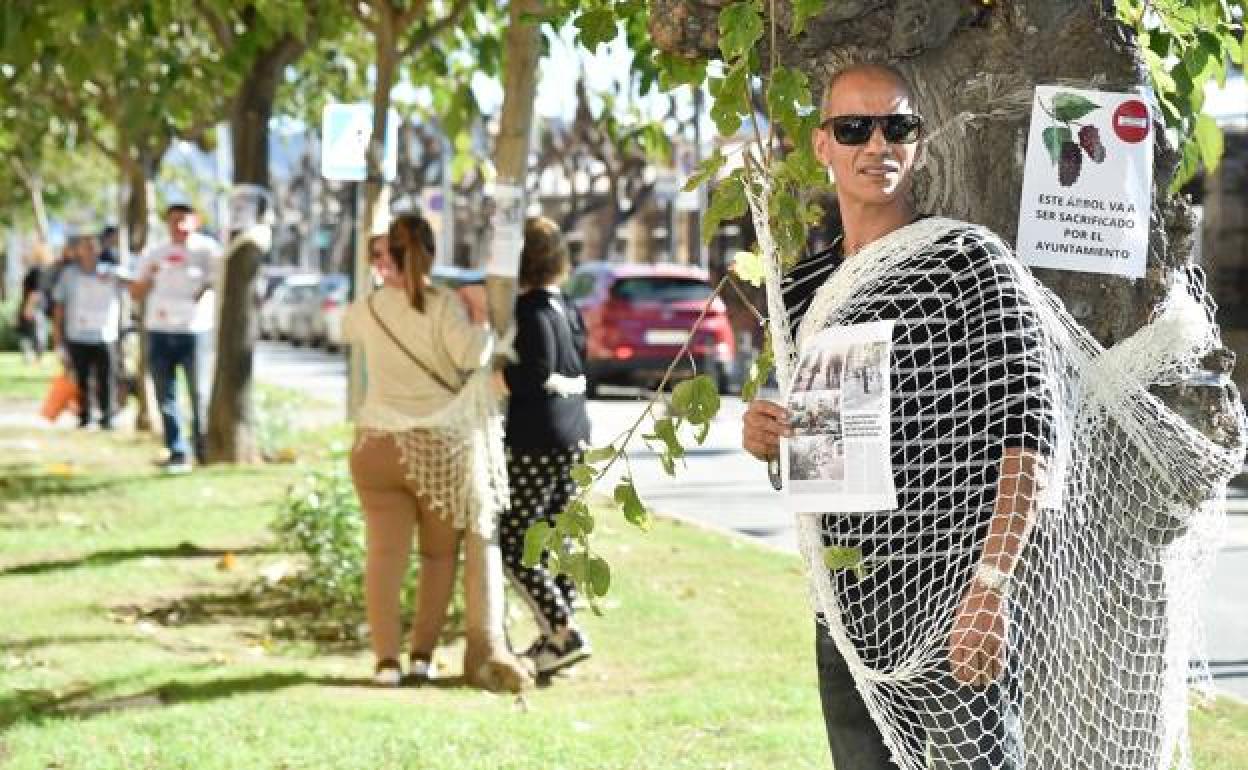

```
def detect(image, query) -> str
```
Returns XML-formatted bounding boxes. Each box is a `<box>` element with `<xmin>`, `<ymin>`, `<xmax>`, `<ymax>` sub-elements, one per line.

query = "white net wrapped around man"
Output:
<box><xmin>754</xmin><ymin>204</ymin><xmax>1246</xmax><ymax>769</ymax></box>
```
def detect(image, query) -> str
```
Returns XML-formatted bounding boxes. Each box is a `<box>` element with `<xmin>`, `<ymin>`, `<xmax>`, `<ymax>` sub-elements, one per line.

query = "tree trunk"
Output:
<box><xmin>652</xmin><ymin>2</ymin><xmax>1242</xmax><ymax>766</ymax></box>
<box><xmin>124</xmin><ymin>152</ymin><xmax>160</xmax><ymax>434</ymax></box>
<box><xmin>206</xmin><ymin>40</ymin><xmax>298</xmax><ymax>464</ymax></box>
<box><xmin>462</xmin><ymin>0</ymin><xmax>543</xmax><ymax>691</ymax></box>
<box><xmin>484</xmin><ymin>0</ymin><xmax>541</xmax><ymax>335</ymax></box>
<box><xmin>348</xmin><ymin>11</ymin><xmax>399</xmax><ymax>417</ymax></box>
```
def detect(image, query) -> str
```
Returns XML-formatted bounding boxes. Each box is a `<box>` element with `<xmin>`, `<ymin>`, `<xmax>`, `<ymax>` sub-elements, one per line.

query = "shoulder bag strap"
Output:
<box><xmin>367</xmin><ymin>293</ymin><xmax>460</xmax><ymax>394</ymax></box>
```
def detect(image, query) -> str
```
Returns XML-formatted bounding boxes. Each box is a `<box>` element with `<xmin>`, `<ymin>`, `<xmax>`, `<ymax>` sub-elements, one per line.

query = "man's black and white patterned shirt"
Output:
<box><xmin>780</xmin><ymin>227</ymin><xmax>1056</xmax><ymax>586</ymax></box>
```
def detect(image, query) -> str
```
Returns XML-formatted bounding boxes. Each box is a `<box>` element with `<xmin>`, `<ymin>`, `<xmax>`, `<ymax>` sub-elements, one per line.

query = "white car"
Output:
<box><xmin>260</xmin><ymin>273</ymin><xmax>320</xmax><ymax>341</ymax></box>
<box><xmin>320</xmin><ymin>274</ymin><xmax>351</xmax><ymax>352</ymax></box>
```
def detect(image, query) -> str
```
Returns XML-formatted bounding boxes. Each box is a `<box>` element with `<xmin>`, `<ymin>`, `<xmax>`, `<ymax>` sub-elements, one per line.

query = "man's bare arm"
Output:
<box><xmin>980</xmin><ymin>446</ymin><xmax>1046</xmax><ymax>577</ymax></box>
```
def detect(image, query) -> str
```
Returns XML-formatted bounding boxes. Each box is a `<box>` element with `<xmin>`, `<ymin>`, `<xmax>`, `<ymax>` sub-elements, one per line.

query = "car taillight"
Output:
<box><xmin>614</xmin><ymin>345</ymin><xmax>634</xmax><ymax>360</ymax></box>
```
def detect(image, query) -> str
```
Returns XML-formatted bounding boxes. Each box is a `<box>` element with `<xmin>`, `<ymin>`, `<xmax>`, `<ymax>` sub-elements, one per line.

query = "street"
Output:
<box><xmin>257</xmin><ymin>341</ymin><xmax>1248</xmax><ymax>700</ymax></box>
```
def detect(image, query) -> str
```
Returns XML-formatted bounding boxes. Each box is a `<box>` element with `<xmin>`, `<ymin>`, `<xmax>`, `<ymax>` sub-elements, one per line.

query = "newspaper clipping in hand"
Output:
<box><xmin>783</xmin><ymin>320</ymin><xmax>898</xmax><ymax>513</ymax></box>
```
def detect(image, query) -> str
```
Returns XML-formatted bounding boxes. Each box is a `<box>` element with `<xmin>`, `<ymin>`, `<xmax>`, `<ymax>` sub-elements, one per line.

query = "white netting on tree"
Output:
<box><xmin>749</xmin><ymin>195</ymin><xmax>1245</xmax><ymax>769</ymax></box>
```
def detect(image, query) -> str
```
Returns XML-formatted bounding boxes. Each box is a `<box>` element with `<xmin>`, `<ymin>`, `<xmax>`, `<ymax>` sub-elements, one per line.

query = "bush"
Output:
<box><xmin>255</xmin><ymin>384</ymin><xmax>300</xmax><ymax>462</ymax></box>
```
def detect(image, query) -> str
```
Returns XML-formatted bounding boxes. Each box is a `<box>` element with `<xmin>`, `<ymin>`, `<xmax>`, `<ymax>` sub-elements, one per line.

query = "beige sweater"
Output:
<box><xmin>342</xmin><ymin>285</ymin><xmax>493</xmax><ymax>420</ymax></box>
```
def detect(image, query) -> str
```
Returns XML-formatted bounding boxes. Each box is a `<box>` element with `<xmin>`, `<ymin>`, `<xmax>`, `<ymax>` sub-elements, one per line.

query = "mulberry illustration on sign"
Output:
<box><xmin>1016</xmin><ymin>85</ymin><xmax>1153</xmax><ymax>279</ymax></box>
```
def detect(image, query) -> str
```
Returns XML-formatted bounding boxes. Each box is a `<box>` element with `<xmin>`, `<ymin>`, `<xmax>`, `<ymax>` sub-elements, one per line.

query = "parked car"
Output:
<box><xmin>431</xmin><ymin>264</ymin><xmax>485</xmax><ymax>288</ymax></box>
<box><xmin>316</xmin><ymin>274</ymin><xmax>351</xmax><ymax>352</ymax></box>
<box><xmin>260</xmin><ymin>273</ymin><xmax>321</xmax><ymax>342</ymax></box>
<box><xmin>288</xmin><ymin>273</ymin><xmax>347</xmax><ymax>347</ymax></box>
<box><xmin>567</xmin><ymin>263</ymin><xmax>737</xmax><ymax>395</ymax></box>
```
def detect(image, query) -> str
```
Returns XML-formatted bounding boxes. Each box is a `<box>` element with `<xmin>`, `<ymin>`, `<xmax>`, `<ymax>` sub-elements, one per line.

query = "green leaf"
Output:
<box><xmin>730</xmin><ymin>249</ymin><xmax>766</xmax><ymax>287</ymax></box>
<box><xmin>522</xmin><ymin>520</ymin><xmax>552</xmax><ymax>567</ymax></box>
<box><xmin>740</xmin><ymin>335</ymin><xmax>775</xmax><ymax>403</ymax></box>
<box><xmin>614</xmin><ymin>479</ymin><xmax>652</xmax><ymax>531</ymax></box>
<box><xmin>656</xmin><ymin>52</ymin><xmax>707</xmax><ymax>90</ymax></box>
<box><xmin>671</xmin><ymin>374</ymin><xmax>721</xmax><ymax>425</ymax></box>
<box><xmin>1051</xmin><ymin>92</ymin><xmax>1101</xmax><ymax>123</ymax></box>
<box><xmin>1042</xmin><ymin>125</ymin><xmax>1073</xmax><ymax>166</ymax></box>
<box><xmin>718</xmin><ymin>1</ymin><xmax>763</xmax><ymax>60</ymax></box>
<box><xmin>1169</xmin><ymin>138</ymin><xmax>1201</xmax><ymax>194</ymax></box>
<box><xmin>575</xmin><ymin>9</ymin><xmax>618</xmax><ymax>52</ymax></box>
<box><xmin>823</xmin><ymin>545</ymin><xmax>867</xmax><ymax>581</ymax></box>
<box><xmin>1220</xmin><ymin>26</ymin><xmax>1243</xmax><ymax>66</ymax></box>
<box><xmin>693</xmin><ymin>419</ymin><xmax>712</xmax><ymax>445</ymax></box>
<box><xmin>567</xmin><ymin>499</ymin><xmax>595</xmax><ymax>535</ymax></box>
<box><xmin>646</xmin><ymin>417</ymin><xmax>686</xmax><ymax>459</ymax></box>
<box><xmin>702</xmin><ymin>172</ymin><xmax>747</xmax><ymax>244</ymax></box>
<box><xmin>639</xmin><ymin>121</ymin><xmax>672</xmax><ymax>164</ymax></box>
<box><xmin>1193</xmin><ymin>114</ymin><xmax>1224</xmax><ymax>173</ymax></box>
<box><xmin>588</xmin><ymin>556</ymin><xmax>611</xmax><ymax>597</ymax></box>
<box><xmin>708</xmin><ymin>61</ymin><xmax>749</xmax><ymax>137</ymax></box>
<box><xmin>683</xmin><ymin>149</ymin><xmax>726</xmax><ymax>192</ymax></box>
<box><xmin>790</xmin><ymin>0</ymin><xmax>823</xmax><ymax>36</ymax></box>
<box><xmin>570</xmin><ymin>463</ymin><xmax>596</xmax><ymax>488</ymax></box>
<box><xmin>584</xmin><ymin>445</ymin><xmax>617</xmax><ymax>464</ymax></box>
<box><xmin>766</xmin><ymin>66</ymin><xmax>809</xmax><ymax>138</ymax></box>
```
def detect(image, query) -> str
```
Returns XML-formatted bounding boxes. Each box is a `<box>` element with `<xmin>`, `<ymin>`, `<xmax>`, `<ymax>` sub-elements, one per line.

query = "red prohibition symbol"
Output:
<box><xmin>1113</xmin><ymin>99</ymin><xmax>1151</xmax><ymax>143</ymax></box>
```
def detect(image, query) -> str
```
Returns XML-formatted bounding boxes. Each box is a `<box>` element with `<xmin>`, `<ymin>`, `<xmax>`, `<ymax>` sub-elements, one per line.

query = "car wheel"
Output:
<box><xmin>715</xmin><ymin>362</ymin><xmax>737</xmax><ymax>396</ymax></box>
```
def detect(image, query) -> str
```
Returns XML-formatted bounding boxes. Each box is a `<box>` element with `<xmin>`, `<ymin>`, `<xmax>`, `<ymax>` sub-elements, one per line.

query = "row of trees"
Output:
<box><xmin>0</xmin><ymin>0</ymin><xmax>689</xmax><ymax>460</ymax></box>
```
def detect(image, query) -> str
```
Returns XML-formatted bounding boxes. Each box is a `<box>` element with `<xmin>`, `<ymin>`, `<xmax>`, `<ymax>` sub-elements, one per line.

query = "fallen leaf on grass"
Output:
<box><xmin>44</xmin><ymin>463</ymin><xmax>75</xmax><ymax>477</ymax></box>
<box><xmin>216</xmin><ymin>552</ymin><xmax>237</xmax><ymax>571</ymax></box>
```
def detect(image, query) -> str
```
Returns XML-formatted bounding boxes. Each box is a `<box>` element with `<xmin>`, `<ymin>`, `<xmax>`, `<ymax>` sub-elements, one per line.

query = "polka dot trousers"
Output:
<box><xmin>501</xmin><ymin>447</ymin><xmax>581</xmax><ymax>636</ymax></box>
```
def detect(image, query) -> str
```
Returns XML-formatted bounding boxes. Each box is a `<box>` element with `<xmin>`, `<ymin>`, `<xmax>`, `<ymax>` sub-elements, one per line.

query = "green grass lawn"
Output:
<box><xmin>0</xmin><ymin>352</ymin><xmax>1245</xmax><ymax>769</ymax></box>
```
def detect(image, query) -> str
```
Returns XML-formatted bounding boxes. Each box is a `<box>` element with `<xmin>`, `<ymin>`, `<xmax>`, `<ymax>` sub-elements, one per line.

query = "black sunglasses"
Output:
<box><xmin>821</xmin><ymin>114</ymin><xmax>923</xmax><ymax>145</ymax></box>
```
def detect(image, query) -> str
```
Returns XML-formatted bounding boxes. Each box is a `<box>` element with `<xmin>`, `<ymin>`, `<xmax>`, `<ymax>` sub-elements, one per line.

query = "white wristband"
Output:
<box><xmin>974</xmin><ymin>563</ymin><xmax>1012</xmax><ymax>593</ymax></box>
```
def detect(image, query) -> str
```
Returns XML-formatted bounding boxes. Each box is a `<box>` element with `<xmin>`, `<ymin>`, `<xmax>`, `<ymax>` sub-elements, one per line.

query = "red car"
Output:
<box><xmin>566</xmin><ymin>263</ymin><xmax>737</xmax><ymax>395</ymax></box>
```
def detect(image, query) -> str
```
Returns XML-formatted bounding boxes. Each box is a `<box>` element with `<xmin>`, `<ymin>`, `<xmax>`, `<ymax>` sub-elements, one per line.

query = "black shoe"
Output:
<box><xmin>530</xmin><ymin>630</ymin><xmax>592</xmax><ymax>675</ymax></box>
<box><xmin>162</xmin><ymin>455</ymin><xmax>192</xmax><ymax>475</ymax></box>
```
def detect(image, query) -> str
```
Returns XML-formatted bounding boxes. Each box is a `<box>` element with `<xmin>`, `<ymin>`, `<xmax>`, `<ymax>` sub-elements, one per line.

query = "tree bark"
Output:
<box><xmin>349</xmin><ymin>7</ymin><xmax>400</xmax><ymax>417</ymax></box>
<box><xmin>206</xmin><ymin>35</ymin><xmax>304</xmax><ymax>464</ymax></box>
<box><xmin>123</xmin><ymin>148</ymin><xmax>162</xmax><ymax>434</ymax></box>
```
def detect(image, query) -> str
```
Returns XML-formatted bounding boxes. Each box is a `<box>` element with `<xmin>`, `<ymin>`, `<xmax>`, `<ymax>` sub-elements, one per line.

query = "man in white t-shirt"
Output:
<box><xmin>51</xmin><ymin>233</ymin><xmax>124</xmax><ymax>430</ymax></box>
<box><xmin>129</xmin><ymin>203</ymin><xmax>223</xmax><ymax>473</ymax></box>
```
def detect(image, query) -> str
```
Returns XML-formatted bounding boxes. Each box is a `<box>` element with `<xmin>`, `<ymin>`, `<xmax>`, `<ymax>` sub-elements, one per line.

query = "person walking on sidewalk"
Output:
<box><xmin>344</xmin><ymin>213</ymin><xmax>529</xmax><ymax>691</ymax></box>
<box><xmin>16</xmin><ymin>241</ymin><xmax>52</xmax><ymax>364</ymax></box>
<box><xmin>50</xmin><ymin>234</ymin><xmax>124</xmax><ymax>430</ymax></box>
<box><xmin>128</xmin><ymin>203</ymin><xmax>223</xmax><ymax>473</ymax></box>
<box><xmin>500</xmin><ymin>216</ymin><xmax>593</xmax><ymax>677</ymax></box>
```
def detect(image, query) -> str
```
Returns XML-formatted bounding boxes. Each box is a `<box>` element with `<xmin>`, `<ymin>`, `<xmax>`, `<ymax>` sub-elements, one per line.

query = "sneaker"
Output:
<box><xmin>163</xmin><ymin>456</ymin><xmax>192</xmax><ymax>475</ymax></box>
<box><xmin>403</xmin><ymin>655</ymin><xmax>437</xmax><ymax>685</ymax></box>
<box><xmin>374</xmin><ymin>658</ymin><xmax>402</xmax><ymax>686</ymax></box>
<box><xmin>531</xmin><ymin>630</ymin><xmax>592</xmax><ymax>675</ymax></box>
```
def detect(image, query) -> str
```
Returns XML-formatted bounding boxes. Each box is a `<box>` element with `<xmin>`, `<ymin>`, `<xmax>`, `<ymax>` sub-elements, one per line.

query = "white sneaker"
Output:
<box><xmin>407</xmin><ymin>657</ymin><xmax>437</xmax><ymax>683</ymax></box>
<box><xmin>374</xmin><ymin>659</ymin><xmax>402</xmax><ymax>686</ymax></box>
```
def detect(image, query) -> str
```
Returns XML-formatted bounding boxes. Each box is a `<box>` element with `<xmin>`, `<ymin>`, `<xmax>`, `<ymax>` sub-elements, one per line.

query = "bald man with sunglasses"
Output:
<box><xmin>743</xmin><ymin>64</ymin><xmax>1055</xmax><ymax>769</ymax></box>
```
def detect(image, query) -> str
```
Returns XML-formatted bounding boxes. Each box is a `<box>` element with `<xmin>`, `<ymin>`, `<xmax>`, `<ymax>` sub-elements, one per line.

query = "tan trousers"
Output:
<box><xmin>349</xmin><ymin>433</ymin><xmax>460</xmax><ymax>664</ymax></box>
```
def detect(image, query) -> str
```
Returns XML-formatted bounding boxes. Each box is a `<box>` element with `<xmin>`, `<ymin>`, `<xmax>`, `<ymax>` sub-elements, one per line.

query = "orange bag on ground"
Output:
<box><xmin>40</xmin><ymin>372</ymin><xmax>80</xmax><ymax>422</ymax></box>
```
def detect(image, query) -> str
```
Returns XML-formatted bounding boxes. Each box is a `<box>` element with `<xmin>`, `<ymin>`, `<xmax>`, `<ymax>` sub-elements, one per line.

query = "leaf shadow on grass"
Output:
<box><xmin>0</xmin><ymin>542</ymin><xmax>277</xmax><ymax>577</ymax></box>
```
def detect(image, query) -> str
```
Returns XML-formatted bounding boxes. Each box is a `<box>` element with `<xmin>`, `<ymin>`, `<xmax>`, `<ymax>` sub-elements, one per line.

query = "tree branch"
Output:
<box><xmin>193</xmin><ymin>0</ymin><xmax>234</xmax><ymax>48</ymax></box>
<box><xmin>400</xmin><ymin>0</ymin><xmax>473</xmax><ymax>58</ymax></box>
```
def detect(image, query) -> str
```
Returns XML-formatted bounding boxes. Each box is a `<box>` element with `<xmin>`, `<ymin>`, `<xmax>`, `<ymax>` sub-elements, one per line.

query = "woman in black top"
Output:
<box><xmin>16</xmin><ymin>242</ymin><xmax>51</xmax><ymax>363</ymax></box>
<box><xmin>501</xmin><ymin>216</ymin><xmax>593</xmax><ymax>676</ymax></box>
